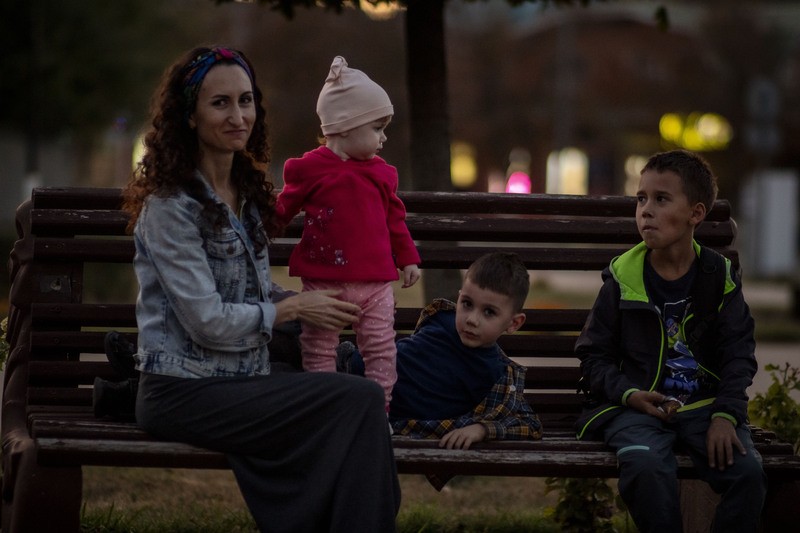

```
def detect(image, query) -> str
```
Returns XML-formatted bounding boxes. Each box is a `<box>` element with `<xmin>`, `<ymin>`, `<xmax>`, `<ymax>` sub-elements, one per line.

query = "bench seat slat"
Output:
<box><xmin>30</xmin><ymin>414</ymin><xmax>787</xmax><ymax>450</ymax></box>
<box><xmin>35</xmin><ymin>437</ymin><xmax>800</xmax><ymax>481</ymax></box>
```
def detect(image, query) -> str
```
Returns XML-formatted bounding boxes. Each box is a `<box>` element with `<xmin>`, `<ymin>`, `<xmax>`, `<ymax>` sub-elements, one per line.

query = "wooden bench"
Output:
<box><xmin>3</xmin><ymin>186</ymin><xmax>799</xmax><ymax>531</ymax></box>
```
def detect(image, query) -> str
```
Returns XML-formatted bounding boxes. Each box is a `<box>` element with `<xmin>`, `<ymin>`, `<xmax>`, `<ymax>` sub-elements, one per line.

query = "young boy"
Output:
<box><xmin>339</xmin><ymin>252</ymin><xmax>542</xmax><ymax>450</ymax></box>
<box><xmin>575</xmin><ymin>150</ymin><xmax>767</xmax><ymax>532</ymax></box>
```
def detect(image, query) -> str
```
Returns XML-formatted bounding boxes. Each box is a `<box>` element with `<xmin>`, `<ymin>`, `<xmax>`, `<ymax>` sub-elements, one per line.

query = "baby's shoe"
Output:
<box><xmin>335</xmin><ymin>341</ymin><xmax>357</xmax><ymax>374</ymax></box>
<box><xmin>93</xmin><ymin>376</ymin><xmax>138</xmax><ymax>419</ymax></box>
<box><xmin>104</xmin><ymin>331</ymin><xmax>138</xmax><ymax>379</ymax></box>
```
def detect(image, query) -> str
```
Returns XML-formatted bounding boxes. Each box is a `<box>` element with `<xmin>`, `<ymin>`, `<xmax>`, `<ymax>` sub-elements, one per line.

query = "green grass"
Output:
<box><xmin>80</xmin><ymin>505</ymin><xmax>563</xmax><ymax>533</ymax></box>
<box><xmin>81</xmin><ymin>504</ymin><xmax>257</xmax><ymax>532</ymax></box>
<box><xmin>81</xmin><ymin>467</ymin><xmax>258</xmax><ymax>532</ymax></box>
<box><xmin>79</xmin><ymin>468</ymin><xmax>638</xmax><ymax>532</ymax></box>
<box><xmin>78</xmin><ymin>468</ymin><xmax>584</xmax><ymax>532</ymax></box>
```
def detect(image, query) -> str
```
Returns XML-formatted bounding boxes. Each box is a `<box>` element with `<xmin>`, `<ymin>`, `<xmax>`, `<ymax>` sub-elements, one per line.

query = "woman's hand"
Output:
<box><xmin>275</xmin><ymin>290</ymin><xmax>360</xmax><ymax>331</ymax></box>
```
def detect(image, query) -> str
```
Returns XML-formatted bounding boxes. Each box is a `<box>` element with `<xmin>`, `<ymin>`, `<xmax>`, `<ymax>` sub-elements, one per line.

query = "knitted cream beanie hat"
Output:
<box><xmin>316</xmin><ymin>56</ymin><xmax>393</xmax><ymax>135</ymax></box>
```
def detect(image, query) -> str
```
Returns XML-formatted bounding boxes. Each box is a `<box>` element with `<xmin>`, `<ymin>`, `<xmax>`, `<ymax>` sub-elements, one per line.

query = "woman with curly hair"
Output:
<box><xmin>123</xmin><ymin>46</ymin><xmax>400</xmax><ymax>532</ymax></box>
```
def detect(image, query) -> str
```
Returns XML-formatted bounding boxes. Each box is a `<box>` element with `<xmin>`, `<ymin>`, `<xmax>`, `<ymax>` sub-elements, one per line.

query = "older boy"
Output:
<box><xmin>575</xmin><ymin>150</ymin><xmax>766</xmax><ymax>532</ymax></box>
<box><xmin>339</xmin><ymin>252</ymin><xmax>542</xmax><ymax>450</ymax></box>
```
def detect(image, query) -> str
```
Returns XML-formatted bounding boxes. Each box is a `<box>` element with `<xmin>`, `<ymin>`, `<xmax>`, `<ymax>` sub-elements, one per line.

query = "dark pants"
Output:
<box><xmin>136</xmin><ymin>371</ymin><xmax>400</xmax><ymax>533</ymax></box>
<box><xmin>604</xmin><ymin>406</ymin><xmax>766</xmax><ymax>533</ymax></box>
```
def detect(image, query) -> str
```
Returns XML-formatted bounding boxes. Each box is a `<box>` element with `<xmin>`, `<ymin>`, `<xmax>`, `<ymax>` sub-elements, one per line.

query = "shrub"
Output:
<box><xmin>544</xmin><ymin>477</ymin><xmax>623</xmax><ymax>533</ymax></box>
<box><xmin>748</xmin><ymin>362</ymin><xmax>800</xmax><ymax>454</ymax></box>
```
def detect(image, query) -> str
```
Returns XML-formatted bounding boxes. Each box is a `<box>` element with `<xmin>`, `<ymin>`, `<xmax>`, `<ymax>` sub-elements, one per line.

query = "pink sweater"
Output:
<box><xmin>276</xmin><ymin>146</ymin><xmax>420</xmax><ymax>282</ymax></box>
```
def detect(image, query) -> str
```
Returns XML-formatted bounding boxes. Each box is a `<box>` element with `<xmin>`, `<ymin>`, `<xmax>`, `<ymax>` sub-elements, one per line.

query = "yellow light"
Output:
<box><xmin>359</xmin><ymin>1</ymin><xmax>404</xmax><ymax>20</ymax></box>
<box><xmin>659</xmin><ymin>112</ymin><xmax>732</xmax><ymax>151</ymax></box>
<box><xmin>681</xmin><ymin>129</ymin><xmax>703</xmax><ymax>150</ymax></box>
<box><xmin>696</xmin><ymin>113</ymin><xmax>732</xmax><ymax>146</ymax></box>
<box><xmin>451</xmin><ymin>142</ymin><xmax>478</xmax><ymax>189</ymax></box>
<box><xmin>132</xmin><ymin>132</ymin><xmax>146</xmax><ymax>171</ymax></box>
<box><xmin>659</xmin><ymin>113</ymin><xmax>683</xmax><ymax>143</ymax></box>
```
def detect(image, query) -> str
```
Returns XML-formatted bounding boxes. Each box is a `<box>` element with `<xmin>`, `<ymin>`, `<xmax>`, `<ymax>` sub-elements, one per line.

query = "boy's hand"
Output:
<box><xmin>401</xmin><ymin>264</ymin><xmax>421</xmax><ymax>288</ymax></box>
<box><xmin>706</xmin><ymin>416</ymin><xmax>746</xmax><ymax>471</ymax></box>
<box><xmin>438</xmin><ymin>424</ymin><xmax>487</xmax><ymax>450</ymax></box>
<box><xmin>626</xmin><ymin>391</ymin><xmax>671</xmax><ymax>420</ymax></box>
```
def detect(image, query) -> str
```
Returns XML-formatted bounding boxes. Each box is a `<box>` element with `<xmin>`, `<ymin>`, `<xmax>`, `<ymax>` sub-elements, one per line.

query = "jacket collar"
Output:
<box><xmin>609</xmin><ymin>240</ymin><xmax>704</xmax><ymax>303</ymax></box>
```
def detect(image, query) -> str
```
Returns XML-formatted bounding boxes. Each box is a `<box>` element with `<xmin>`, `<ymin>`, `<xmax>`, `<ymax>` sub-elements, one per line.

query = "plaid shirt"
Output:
<box><xmin>390</xmin><ymin>299</ymin><xmax>543</xmax><ymax>441</ymax></box>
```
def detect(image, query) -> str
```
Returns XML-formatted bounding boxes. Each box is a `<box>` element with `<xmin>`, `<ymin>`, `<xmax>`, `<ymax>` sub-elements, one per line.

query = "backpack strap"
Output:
<box><xmin>687</xmin><ymin>247</ymin><xmax>727</xmax><ymax>348</ymax></box>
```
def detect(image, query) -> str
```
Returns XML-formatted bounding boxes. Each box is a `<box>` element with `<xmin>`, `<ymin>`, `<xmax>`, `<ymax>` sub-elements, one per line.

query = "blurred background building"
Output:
<box><xmin>1</xmin><ymin>0</ymin><xmax>798</xmax><ymax>280</ymax></box>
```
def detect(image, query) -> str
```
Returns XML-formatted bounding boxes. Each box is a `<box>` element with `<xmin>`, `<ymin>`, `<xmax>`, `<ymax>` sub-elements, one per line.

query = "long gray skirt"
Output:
<box><xmin>136</xmin><ymin>370</ymin><xmax>401</xmax><ymax>532</ymax></box>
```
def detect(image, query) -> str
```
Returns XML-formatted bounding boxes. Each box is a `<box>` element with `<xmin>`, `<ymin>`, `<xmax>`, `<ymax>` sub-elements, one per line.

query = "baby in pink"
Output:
<box><xmin>276</xmin><ymin>56</ymin><xmax>421</xmax><ymax>411</ymax></box>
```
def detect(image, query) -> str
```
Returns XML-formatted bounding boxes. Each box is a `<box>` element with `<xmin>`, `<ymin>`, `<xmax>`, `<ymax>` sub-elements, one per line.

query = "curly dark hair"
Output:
<box><xmin>122</xmin><ymin>45</ymin><xmax>278</xmax><ymax>252</ymax></box>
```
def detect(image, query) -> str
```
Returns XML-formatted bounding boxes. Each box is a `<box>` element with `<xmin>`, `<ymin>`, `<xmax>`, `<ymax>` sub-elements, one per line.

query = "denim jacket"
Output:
<box><xmin>134</xmin><ymin>176</ymin><xmax>289</xmax><ymax>378</ymax></box>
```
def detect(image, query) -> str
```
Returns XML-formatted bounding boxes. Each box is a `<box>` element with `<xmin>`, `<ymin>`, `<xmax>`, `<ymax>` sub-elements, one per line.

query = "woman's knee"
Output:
<box><xmin>345</xmin><ymin>374</ymin><xmax>384</xmax><ymax>404</ymax></box>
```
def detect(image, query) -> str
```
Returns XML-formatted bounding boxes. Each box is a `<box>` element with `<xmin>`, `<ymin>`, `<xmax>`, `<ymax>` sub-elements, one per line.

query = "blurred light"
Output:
<box><xmin>624</xmin><ymin>154</ymin><xmax>649</xmax><ymax>196</ymax></box>
<box><xmin>132</xmin><ymin>132</ymin><xmax>146</xmax><ymax>171</ymax></box>
<box><xmin>659</xmin><ymin>112</ymin><xmax>732</xmax><ymax>151</ymax></box>
<box><xmin>546</xmin><ymin>147</ymin><xmax>588</xmax><ymax>195</ymax></box>
<box><xmin>488</xmin><ymin>170</ymin><xmax>506</xmax><ymax>193</ymax></box>
<box><xmin>450</xmin><ymin>141</ymin><xmax>477</xmax><ymax>189</ymax></box>
<box><xmin>359</xmin><ymin>1</ymin><xmax>404</xmax><ymax>20</ymax></box>
<box><xmin>696</xmin><ymin>113</ymin><xmax>732</xmax><ymax>145</ymax></box>
<box><xmin>659</xmin><ymin>113</ymin><xmax>683</xmax><ymax>144</ymax></box>
<box><xmin>113</xmin><ymin>116</ymin><xmax>128</xmax><ymax>132</ymax></box>
<box><xmin>505</xmin><ymin>171</ymin><xmax>531</xmax><ymax>194</ymax></box>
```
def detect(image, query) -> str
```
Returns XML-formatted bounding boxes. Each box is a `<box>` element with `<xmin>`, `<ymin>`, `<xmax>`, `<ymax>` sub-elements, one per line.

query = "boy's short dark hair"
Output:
<box><xmin>641</xmin><ymin>149</ymin><xmax>718</xmax><ymax>214</ymax></box>
<box><xmin>465</xmin><ymin>252</ymin><xmax>530</xmax><ymax>312</ymax></box>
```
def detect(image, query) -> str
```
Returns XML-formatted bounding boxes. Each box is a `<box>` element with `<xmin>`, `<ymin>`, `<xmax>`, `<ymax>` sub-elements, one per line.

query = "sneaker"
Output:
<box><xmin>104</xmin><ymin>331</ymin><xmax>138</xmax><ymax>379</ymax></box>
<box><xmin>335</xmin><ymin>341</ymin><xmax>357</xmax><ymax>374</ymax></box>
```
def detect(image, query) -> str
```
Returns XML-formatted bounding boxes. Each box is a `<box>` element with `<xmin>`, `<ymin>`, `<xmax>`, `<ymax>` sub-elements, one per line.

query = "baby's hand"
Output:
<box><xmin>401</xmin><ymin>264</ymin><xmax>421</xmax><ymax>288</ymax></box>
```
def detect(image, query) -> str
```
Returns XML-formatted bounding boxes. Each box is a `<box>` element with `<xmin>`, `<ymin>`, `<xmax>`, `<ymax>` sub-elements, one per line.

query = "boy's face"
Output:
<box><xmin>636</xmin><ymin>169</ymin><xmax>706</xmax><ymax>254</ymax></box>
<box><xmin>455</xmin><ymin>277</ymin><xmax>525</xmax><ymax>349</ymax></box>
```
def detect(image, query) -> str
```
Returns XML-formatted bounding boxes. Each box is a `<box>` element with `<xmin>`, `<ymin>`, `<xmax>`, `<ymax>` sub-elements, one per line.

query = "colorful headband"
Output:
<box><xmin>182</xmin><ymin>47</ymin><xmax>254</xmax><ymax>118</ymax></box>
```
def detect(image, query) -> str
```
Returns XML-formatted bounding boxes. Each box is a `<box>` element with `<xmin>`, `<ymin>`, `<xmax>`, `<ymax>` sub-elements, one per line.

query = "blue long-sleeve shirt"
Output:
<box><xmin>389</xmin><ymin>299</ymin><xmax>543</xmax><ymax>441</ymax></box>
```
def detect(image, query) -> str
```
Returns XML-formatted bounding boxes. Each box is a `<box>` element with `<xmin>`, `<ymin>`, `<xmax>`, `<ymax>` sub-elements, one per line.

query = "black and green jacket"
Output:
<box><xmin>574</xmin><ymin>241</ymin><xmax>757</xmax><ymax>440</ymax></box>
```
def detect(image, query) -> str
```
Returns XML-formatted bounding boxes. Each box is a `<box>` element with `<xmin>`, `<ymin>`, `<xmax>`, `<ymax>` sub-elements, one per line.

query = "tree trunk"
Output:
<box><xmin>404</xmin><ymin>0</ymin><xmax>462</xmax><ymax>302</ymax></box>
<box><xmin>405</xmin><ymin>0</ymin><xmax>451</xmax><ymax>192</ymax></box>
